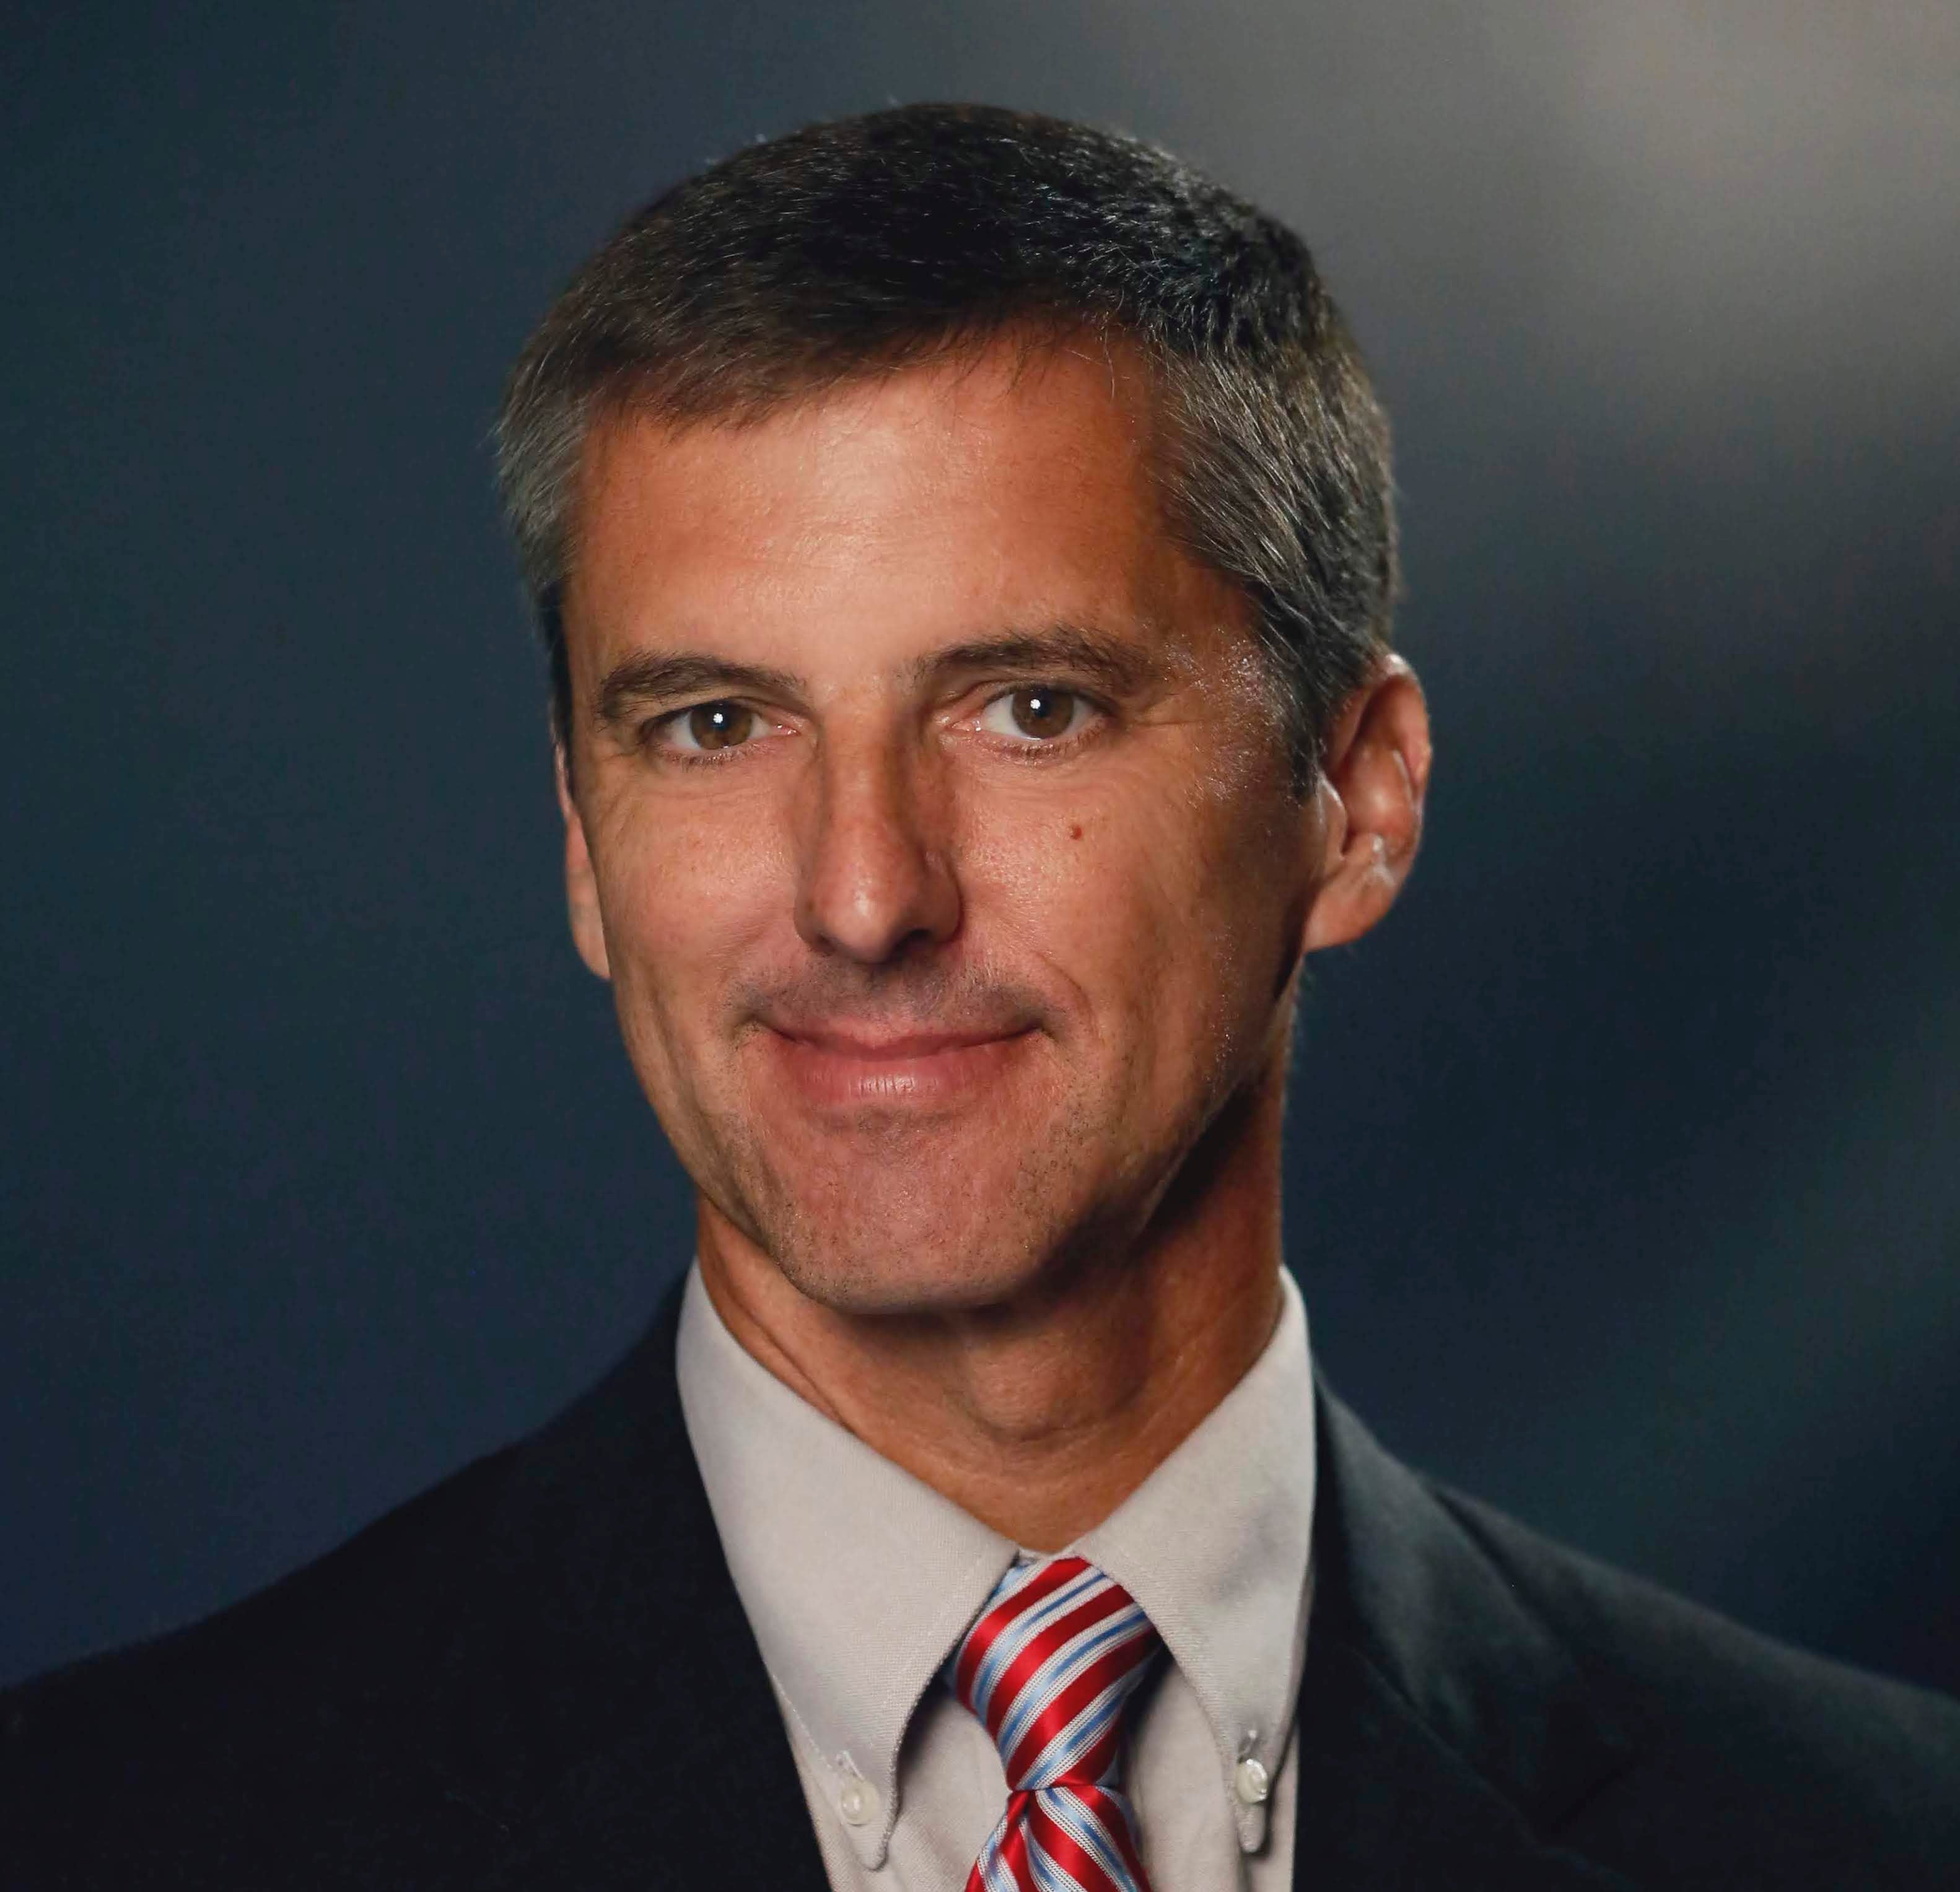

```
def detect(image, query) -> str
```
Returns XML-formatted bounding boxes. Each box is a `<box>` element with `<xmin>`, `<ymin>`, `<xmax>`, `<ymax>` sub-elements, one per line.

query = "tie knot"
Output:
<box><xmin>949</xmin><ymin>1555</ymin><xmax>1162</xmax><ymax>1792</ymax></box>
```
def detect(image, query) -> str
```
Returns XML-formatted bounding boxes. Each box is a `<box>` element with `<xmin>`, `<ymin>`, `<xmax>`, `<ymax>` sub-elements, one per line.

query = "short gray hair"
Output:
<box><xmin>497</xmin><ymin>103</ymin><xmax>1398</xmax><ymax>782</ymax></box>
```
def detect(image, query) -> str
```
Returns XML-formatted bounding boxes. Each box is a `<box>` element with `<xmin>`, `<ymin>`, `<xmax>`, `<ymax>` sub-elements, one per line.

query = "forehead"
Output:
<box><xmin>562</xmin><ymin>336</ymin><xmax>1248</xmax><ymax>679</ymax></box>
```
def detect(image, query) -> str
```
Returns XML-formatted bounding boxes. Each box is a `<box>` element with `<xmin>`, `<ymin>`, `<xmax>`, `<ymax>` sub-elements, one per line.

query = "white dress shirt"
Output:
<box><xmin>676</xmin><ymin>1263</ymin><xmax>1316</xmax><ymax>1891</ymax></box>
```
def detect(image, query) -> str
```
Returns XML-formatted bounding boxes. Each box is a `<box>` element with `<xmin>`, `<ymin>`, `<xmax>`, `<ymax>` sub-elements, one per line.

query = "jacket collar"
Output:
<box><xmin>443</xmin><ymin>1281</ymin><xmax>831</xmax><ymax>1892</ymax></box>
<box><xmin>1293</xmin><ymin>1388</ymin><xmax>1643</xmax><ymax>1890</ymax></box>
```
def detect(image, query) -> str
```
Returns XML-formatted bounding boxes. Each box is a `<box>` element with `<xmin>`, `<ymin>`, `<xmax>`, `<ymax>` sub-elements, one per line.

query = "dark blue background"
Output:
<box><xmin>6</xmin><ymin>1</ymin><xmax>1956</xmax><ymax>1694</ymax></box>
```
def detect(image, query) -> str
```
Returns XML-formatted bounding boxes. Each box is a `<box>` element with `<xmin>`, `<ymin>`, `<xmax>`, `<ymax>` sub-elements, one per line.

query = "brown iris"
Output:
<box><xmin>686</xmin><ymin>702</ymin><xmax>755</xmax><ymax>750</ymax></box>
<box><xmin>1008</xmin><ymin>686</ymin><xmax>1077</xmax><ymax>740</ymax></box>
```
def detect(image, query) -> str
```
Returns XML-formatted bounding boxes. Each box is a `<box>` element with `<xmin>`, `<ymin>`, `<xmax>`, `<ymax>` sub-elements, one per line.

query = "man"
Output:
<box><xmin>3</xmin><ymin>103</ymin><xmax>1954</xmax><ymax>1891</ymax></box>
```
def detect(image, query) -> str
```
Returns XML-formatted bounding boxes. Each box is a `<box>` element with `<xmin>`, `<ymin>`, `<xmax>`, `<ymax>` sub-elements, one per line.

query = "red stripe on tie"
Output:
<box><xmin>1027</xmin><ymin>1794</ymin><xmax>1124</xmax><ymax>1892</ymax></box>
<box><xmin>984</xmin><ymin>1583</ymin><xmax>1132</xmax><ymax>1744</ymax></box>
<box><xmin>1002</xmin><ymin>1616</ymin><xmax>1152</xmax><ymax>1784</ymax></box>
<box><xmin>950</xmin><ymin>1556</ymin><xmax>1161</xmax><ymax>1892</ymax></box>
<box><xmin>953</xmin><ymin>1554</ymin><xmax>1090</xmax><ymax>1709</ymax></box>
<box><xmin>989</xmin><ymin>1805</ymin><xmax>1041</xmax><ymax>1892</ymax></box>
<box><xmin>1075</xmin><ymin>1782</ymin><xmax>1151</xmax><ymax>1887</ymax></box>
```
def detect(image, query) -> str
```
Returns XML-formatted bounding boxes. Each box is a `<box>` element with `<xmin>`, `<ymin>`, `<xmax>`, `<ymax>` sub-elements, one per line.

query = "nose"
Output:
<box><xmin>794</xmin><ymin>733</ymin><xmax>961</xmax><ymax>962</ymax></box>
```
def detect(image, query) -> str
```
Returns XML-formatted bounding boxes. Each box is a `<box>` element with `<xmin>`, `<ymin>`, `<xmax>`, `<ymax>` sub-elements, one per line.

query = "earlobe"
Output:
<box><xmin>1301</xmin><ymin>657</ymin><xmax>1432</xmax><ymax>954</ymax></box>
<box><xmin>556</xmin><ymin>745</ymin><xmax>613</xmax><ymax>981</ymax></box>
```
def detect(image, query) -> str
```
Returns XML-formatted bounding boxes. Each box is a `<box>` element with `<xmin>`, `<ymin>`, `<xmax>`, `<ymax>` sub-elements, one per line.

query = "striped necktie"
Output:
<box><xmin>948</xmin><ymin>1553</ymin><xmax>1163</xmax><ymax>1892</ymax></box>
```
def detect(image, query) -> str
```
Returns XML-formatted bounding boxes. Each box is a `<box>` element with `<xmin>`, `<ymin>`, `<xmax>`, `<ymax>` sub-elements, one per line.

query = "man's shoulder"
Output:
<box><xmin>5</xmin><ymin>1438</ymin><xmax>518</xmax><ymax>1719</ymax></box>
<box><xmin>1326</xmin><ymin>1408</ymin><xmax>1960</xmax><ymax>1888</ymax></box>
<box><xmin>1440</xmin><ymin>1477</ymin><xmax>1960</xmax><ymax>1772</ymax></box>
<box><xmin>0</xmin><ymin>1291</ymin><xmax>750</xmax><ymax>1888</ymax></box>
<box><xmin>1</xmin><ymin>1442</ymin><xmax>529</xmax><ymax>1880</ymax></box>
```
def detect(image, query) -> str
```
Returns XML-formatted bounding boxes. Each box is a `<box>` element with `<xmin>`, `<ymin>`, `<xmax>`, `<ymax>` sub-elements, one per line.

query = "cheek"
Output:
<box><xmin>969</xmin><ymin>775</ymin><xmax>1280</xmax><ymax>1037</ymax></box>
<box><xmin>591</xmin><ymin>793</ymin><xmax>789</xmax><ymax>1049</ymax></box>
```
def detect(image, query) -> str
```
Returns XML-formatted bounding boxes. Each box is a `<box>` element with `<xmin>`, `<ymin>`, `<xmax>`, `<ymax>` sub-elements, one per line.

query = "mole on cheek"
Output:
<box><xmin>1068</xmin><ymin>824</ymin><xmax>1083</xmax><ymax>841</ymax></box>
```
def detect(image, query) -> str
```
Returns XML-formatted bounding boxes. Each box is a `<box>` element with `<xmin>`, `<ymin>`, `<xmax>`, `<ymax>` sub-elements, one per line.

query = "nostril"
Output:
<box><xmin>795</xmin><ymin>756</ymin><xmax>961</xmax><ymax>961</ymax></box>
<box><xmin>796</xmin><ymin>844</ymin><xmax>961</xmax><ymax>963</ymax></box>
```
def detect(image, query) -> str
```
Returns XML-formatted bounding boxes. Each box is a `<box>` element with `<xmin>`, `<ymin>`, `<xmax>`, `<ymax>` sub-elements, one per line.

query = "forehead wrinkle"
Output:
<box><xmin>572</xmin><ymin>339</ymin><xmax>1228</xmax><ymax>727</ymax></box>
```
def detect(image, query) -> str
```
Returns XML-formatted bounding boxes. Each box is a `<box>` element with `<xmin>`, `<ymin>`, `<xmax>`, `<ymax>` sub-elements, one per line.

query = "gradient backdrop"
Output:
<box><xmin>6</xmin><ymin>0</ymin><xmax>1957</xmax><ymax>1694</ymax></box>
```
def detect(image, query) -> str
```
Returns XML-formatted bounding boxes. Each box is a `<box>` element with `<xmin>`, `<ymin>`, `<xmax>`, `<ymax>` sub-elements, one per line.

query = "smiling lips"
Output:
<box><xmin>762</xmin><ymin>1020</ymin><xmax>1036</xmax><ymax>1110</ymax></box>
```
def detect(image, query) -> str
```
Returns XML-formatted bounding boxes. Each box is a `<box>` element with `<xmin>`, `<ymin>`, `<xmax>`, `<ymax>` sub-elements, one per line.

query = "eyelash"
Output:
<box><xmin>970</xmin><ymin>686</ymin><xmax>1109</xmax><ymax>760</ymax></box>
<box><xmin>635</xmin><ymin>703</ymin><xmax>776</xmax><ymax>767</ymax></box>
<box><xmin>636</xmin><ymin>686</ymin><xmax>1113</xmax><ymax>766</ymax></box>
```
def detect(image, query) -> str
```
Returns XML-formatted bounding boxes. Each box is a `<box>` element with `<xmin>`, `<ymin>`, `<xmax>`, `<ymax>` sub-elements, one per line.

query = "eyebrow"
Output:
<box><xmin>592</xmin><ymin>651</ymin><xmax>807</xmax><ymax>728</ymax></box>
<box><xmin>908</xmin><ymin>626</ymin><xmax>1175</xmax><ymax>697</ymax></box>
<box><xmin>590</xmin><ymin>622</ymin><xmax>1174</xmax><ymax>729</ymax></box>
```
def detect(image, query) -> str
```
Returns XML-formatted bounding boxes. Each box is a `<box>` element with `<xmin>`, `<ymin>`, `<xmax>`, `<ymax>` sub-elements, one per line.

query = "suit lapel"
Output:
<box><xmin>1291</xmin><ymin>1391</ymin><xmax>1643</xmax><ymax>1891</ymax></box>
<box><xmin>437</xmin><ymin>1282</ymin><xmax>831</xmax><ymax>1892</ymax></box>
<box><xmin>1290</xmin><ymin>1637</ymin><xmax>1637</xmax><ymax>1890</ymax></box>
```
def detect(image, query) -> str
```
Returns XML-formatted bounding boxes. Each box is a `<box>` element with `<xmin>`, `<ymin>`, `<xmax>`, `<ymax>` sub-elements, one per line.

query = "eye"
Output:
<box><xmin>977</xmin><ymin>685</ymin><xmax>1092</xmax><ymax>745</ymax></box>
<box><xmin>658</xmin><ymin>700</ymin><xmax>758</xmax><ymax>754</ymax></box>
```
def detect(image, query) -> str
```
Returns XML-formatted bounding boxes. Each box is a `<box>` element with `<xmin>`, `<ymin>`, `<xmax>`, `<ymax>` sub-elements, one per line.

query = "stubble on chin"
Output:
<box><xmin>693</xmin><ymin>1081</ymin><xmax>1120</xmax><ymax>1319</ymax></box>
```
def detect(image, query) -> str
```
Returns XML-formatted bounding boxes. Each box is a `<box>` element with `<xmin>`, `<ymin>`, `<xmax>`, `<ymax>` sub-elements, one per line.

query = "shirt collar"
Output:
<box><xmin>676</xmin><ymin>1262</ymin><xmax>1316</xmax><ymax>1867</ymax></box>
<box><xmin>1077</xmin><ymin>1267</ymin><xmax>1316</xmax><ymax>1851</ymax></box>
<box><xmin>676</xmin><ymin>1267</ymin><xmax>1013</xmax><ymax>1867</ymax></box>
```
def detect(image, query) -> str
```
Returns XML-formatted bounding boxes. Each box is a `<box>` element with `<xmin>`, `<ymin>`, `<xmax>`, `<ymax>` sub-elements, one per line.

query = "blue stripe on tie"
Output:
<box><xmin>992</xmin><ymin>1606</ymin><xmax>1148</xmax><ymax>1766</ymax></box>
<box><xmin>1042</xmin><ymin>1787</ymin><xmax>1135</xmax><ymax>1886</ymax></box>
<box><xmin>981</xmin><ymin>1831</ymin><xmax>1020</xmax><ymax>1892</ymax></box>
<box><xmin>1025</xmin><ymin>1821</ymin><xmax>1088</xmax><ymax>1892</ymax></box>
<box><xmin>1017</xmin><ymin>1680</ymin><xmax>1128</xmax><ymax>1789</ymax></box>
<box><xmin>951</xmin><ymin>1555</ymin><xmax>1163</xmax><ymax>1892</ymax></box>
<box><xmin>973</xmin><ymin>1564</ymin><xmax>1103</xmax><ymax>1714</ymax></box>
<box><xmin>968</xmin><ymin>1564</ymin><xmax>1105</xmax><ymax>1724</ymax></box>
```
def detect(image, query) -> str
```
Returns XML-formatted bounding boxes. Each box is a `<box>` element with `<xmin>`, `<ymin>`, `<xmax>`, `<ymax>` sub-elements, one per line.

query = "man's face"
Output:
<box><xmin>558</xmin><ymin>336</ymin><xmax>1324</xmax><ymax>1314</ymax></box>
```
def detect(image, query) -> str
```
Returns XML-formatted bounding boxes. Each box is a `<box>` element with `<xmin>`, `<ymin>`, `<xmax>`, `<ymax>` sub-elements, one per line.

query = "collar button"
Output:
<box><xmin>838</xmin><ymin>1779</ymin><xmax>879</xmax><ymax>1827</ymax></box>
<box><xmin>1233</xmin><ymin>1756</ymin><xmax>1271</xmax><ymax>1806</ymax></box>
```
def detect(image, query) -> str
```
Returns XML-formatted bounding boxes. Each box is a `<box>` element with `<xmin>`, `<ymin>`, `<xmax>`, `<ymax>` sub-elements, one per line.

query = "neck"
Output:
<box><xmin>694</xmin><ymin>1064</ymin><xmax>1288</xmax><ymax>1550</ymax></box>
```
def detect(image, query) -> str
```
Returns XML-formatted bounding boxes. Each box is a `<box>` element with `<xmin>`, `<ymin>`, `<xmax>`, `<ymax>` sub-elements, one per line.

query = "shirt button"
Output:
<box><xmin>838</xmin><ymin>1779</ymin><xmax>879</xmax><ymax>1827</ymax></box>
<box><xmin>1233</xmin><ymin>1756</ymin><xmax>1272</xmax><ymax>1806</ymax></box>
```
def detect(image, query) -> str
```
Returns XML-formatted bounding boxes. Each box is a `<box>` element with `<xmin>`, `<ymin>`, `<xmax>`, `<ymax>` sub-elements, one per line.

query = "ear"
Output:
<box><xmin>556</xmin><ymin>744</ymin><xmax>612</xmax><ymax>980</ymax></box>
<box><xmin>1302</xmin><ymin>656</ymin><xmax>1432</xmax><ymax>954</ymax></box>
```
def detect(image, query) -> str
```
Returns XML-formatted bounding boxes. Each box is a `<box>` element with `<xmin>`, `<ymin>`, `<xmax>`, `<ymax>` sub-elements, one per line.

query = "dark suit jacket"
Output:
<box><xmin>4</xmin><ymin>1281</ymin><xmax>1957</xmax><ymax>1888</ymax></box>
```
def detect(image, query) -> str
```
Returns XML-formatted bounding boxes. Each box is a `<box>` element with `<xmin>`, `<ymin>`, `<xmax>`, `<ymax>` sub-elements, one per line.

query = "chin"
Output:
<box><xmin>683</xmin><ymin>1074</ymin><xmax>1132</xmax><ymax>1316</ymax></box>
<box><xmin>764</xmin><ymin>1209</ymin><xmax>1056</xmax><ymax>1319</ymax></box>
